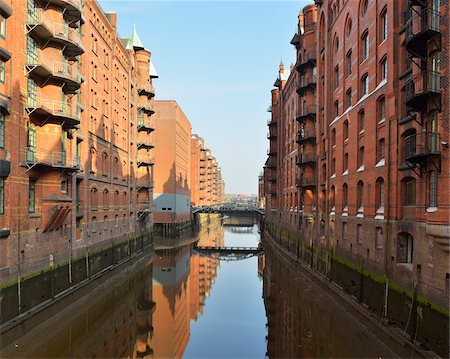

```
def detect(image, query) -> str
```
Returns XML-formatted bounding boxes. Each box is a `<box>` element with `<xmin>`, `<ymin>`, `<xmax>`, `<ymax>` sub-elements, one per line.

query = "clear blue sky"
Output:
<box><xmin>100</xmin><ymin>1</ymin><xmax>308</xmax><ymax>194</ymax></box>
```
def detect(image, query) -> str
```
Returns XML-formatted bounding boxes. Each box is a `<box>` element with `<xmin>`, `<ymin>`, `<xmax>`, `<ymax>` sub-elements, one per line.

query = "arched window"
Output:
<box><xmin>330</xmin><ymin>185</ymin><xmax>336</xmax><ymax>210</ymax></box>
<box><xmin>361</xmin><ymin>74</ymin><xmax>369</xmax><ymax>96</ymax></box>
<box><xmin>92</xmin><ymin>216</ymin><xmax>97</xmax><ymax>232</ymax></box>
<box><xmin>346</xmin><ymin>18</ymin><xmax>352</xmax><ymax>38</ymax></box>
<box><xmin>102</xmin><ymin>152</ymin><xmax>108</xmax><ymax>175</ymax></box>
<box><xmin>334</xmin><ymin>35</ymin><xmax>339</xmax><ymax>53</ymax></box>
<box><xmin>361</xmin><ymin>0</ymin><xmax>368</xmax><ymax>17</ymax></box>
<box><xmin>104</xmin><ymin>215</ymin><xmax>108</xmax><ymax>230</ymax></box>
<box><xmin>90</xmin><ymin>147</ymin><xmax>97</xmax><ymax>174</ymax></box>
<box><xmin>380</xmin><ymin>7</ymin><xmax>388</xmax><ymax>41</ymax></box>
<box><xmin>376</xmin><ymin>177</ymin><xmax>385</xmax><ymax>210</ymax></box>
<box><xmin>380</xmin><ymin>56</ymin><xmax>387</xmax><ymax>80</ymax></box>
<box><xmin>357</xmin><ymin>224</ymin><xmax>363</xmax><ymax>244</ymax></box>
<box><xmin>358</xmin><ymin>109</ymin><xmax>365</xmax><ymax>133</ymax></box>
<box><xmin>113</xmin><ymin>157</ymin><xmax>119</xmax><ymax>178</ymax></box>
<box><xmin>343</xmin><ymin>120</ymin><xmax>349</xmax><ymax>141</ymax></box>
<box><xmin>331</xmin><ymin>128</ymin><xmax>336</xmax><ymax>147</ymax></box>
<box><xmin>361</xmin><ymin>30</ymin><xmax>369</xmax><ymax>61</ymax></box>
<box><xmin>342</xmin><ymin>183</ymin><xmax>348</xmax><ymax>210</ymax></box>
<box><xmin>375</xmin><ymin>227</ymin><xmax>383</xmax><ymax>249</ymax></box>
<box><xmin>397</xmin><ymin>232</ymin><xmax>413</xmax><ymax>263</ymax></box>
<box><xmin>123</xmin><ymin>191</ymin><xmax>127</xmax><ymax>206</ymax></box>
<box><xmin>90</xmin><ymin>187</ymin><xmax>98</xmax><ymax>209</ymax></box>
<box><xmin>103</xmin><ymin>189</ymin><xmax>109</xmax><ymax>209</ymax></box>
<box><xmin>346</xmin><ymin>88</ymin><xmax>352</xmax><ymax>108</ymax></box>
<box><xmin>115</xmin><ymin>214</ymin><xmax>119</xmax><ymax>227</ymax></box>
<box><xmin>114</xmin><ymin>190</ymin><xmax>119</xmax><ymax>209</ymax></box>
<box><xmin>357</xmin><ymin>180</ymin><xmax>364</xmax><ymax>210</ymax></box>
<box><xmin>378</xmin><ymin>97</ymin><xmax>386</xmax><ymax>123</ymax></box>
<box><xmin>342</xmin><ymin>222</ymin><xmax>348</xmax><ymax>240</ymax></box>
<box><xmin>402</xmin><ymin>177</ymin><xmax>416</xmax><ymax>206</ymax></box>
<box><xmin>346</xmin><ymin>50</ymin><xmax>352</xmax><ymax>76</ymax></box>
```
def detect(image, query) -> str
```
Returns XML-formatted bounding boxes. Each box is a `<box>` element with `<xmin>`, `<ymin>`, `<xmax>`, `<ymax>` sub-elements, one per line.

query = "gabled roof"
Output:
<box><xmin>150</xmin><ymin>61</ymin><xmax>159</xmax><ymax>78</ymax></box>
<box><xmin>126</xmin><ymin>23</ymin><xmax>144</xmax><ymax>50</ymax></box>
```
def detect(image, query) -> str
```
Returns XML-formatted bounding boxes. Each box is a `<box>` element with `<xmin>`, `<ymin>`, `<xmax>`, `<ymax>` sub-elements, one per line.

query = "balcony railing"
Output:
<box><xmin>138</xmin><ymin>82</ymin><xmax>155</xmax><ymax>98</ymax></box>
<box><xmin>136</xmin><ymin>178</ymin><xmax>153</xmax><ymax>189</ymax></box>
<box><xmin>405</xmin><ymin>70</ymin><xmax>440</xmax><ymax>113</ymax></box>
<box><xmin>296</xmin><ymin>74</ymin><xmax>317</xmax><ymax>95</ymax></box>
<box><xmin>296</xmin><ymin>105</ymin><xmax>317</xmax><ymax>123</ymax></box>
<box><xmin>296</xmin><ymin>128</ymin><xmax>316</xmax><ymax>143</ymax></box>
<box><xmin>404</xmin><ymin>132</ymin><xmax>440</xmax><ymax>163</ymax></box>
<box><xmin>297</xmin><ymin>153</ymin><xmax>316</xmax><ymax>165</ymax></box>
<box><xmin>27</xmin><ymin>9</ymin><xmax>83</xmax><ymax>55</ymax></box>
<box><xmin>26</xmin><ymin>53</ymin><xmax>82</xmax><ymax>91</ymax></box>
<box><xmin>26</xmin><ymin>93</ymin><xmax>80</xmax><ymax>129</ymax></box>
<box><xmin>296</xmin><ymin>53</ymin><xmax>317</xmax><ymax>73</ymax></box>
<box><xmin>137</xmin><ymin>116</ymin><xmax>154</xmax><ymax>132</ymax></box>
<box><xmin>405</xmin><ymin>8</ymin><xmax>440</xmax><ymax>59</ymax></box>
<box><xmin>24</xmin><ymin>147</ymin><xmax>80</xmax><ymax>170</ymax></box>
<box><xmin>296</xmin><ymin>175</ymin><xmax>317</xmax><ymax>188</ymax></box>
<box><xmin>137</xmin><ymin>138</ymin><xmax>155</xmax><ymax>149</ymax></box>
<box><xmin>137</xmin><ymin>157</ymin><xmax>154</xmax><ymax>167</ymax></box>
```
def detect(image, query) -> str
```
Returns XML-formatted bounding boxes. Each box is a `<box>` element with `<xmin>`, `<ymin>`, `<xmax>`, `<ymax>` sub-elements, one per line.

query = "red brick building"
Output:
<box><xmin>265</xmin><ymin>0</ymin><xmax>449</xmax><ymax>338</ymax></box>
<box><xmin>0</xmin><ymin>0</ymin><xmax>157</xmax><ymax>282</ymax></box>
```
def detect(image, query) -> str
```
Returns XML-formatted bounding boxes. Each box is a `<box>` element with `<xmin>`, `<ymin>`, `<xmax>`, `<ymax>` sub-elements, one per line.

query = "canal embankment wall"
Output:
<box><xmin>263</xmin><ymin>221</ymin><xmax>449</xmax><ymax>358</ymax></box>
<box><xmin>0</xmin><ymin>231</ymin><xmax>154</xmax><ymax>330</ymax></box>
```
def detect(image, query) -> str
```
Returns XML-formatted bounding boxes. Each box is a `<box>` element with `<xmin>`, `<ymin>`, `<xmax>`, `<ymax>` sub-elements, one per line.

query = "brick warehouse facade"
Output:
<box><xmin>0</xmin><ymin>0</ymin><xmax>157</xmax><ymax>282</ymax></box>
<box><xmin>265</xmin><ymin>0</ymin><xmax>448</xmax><ymax>328</ymax></box>
<box><xmin>190</xmin><ymin>134</ymin><xmax>224</xmax><ymax>207</ymax></box>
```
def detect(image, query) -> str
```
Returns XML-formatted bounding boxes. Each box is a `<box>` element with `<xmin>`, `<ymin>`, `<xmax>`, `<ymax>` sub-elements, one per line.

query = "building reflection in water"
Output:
<box><xmin>151</xmin><ymin>220</ymin><xmax>223</xmax><ymax>358</ymax></box>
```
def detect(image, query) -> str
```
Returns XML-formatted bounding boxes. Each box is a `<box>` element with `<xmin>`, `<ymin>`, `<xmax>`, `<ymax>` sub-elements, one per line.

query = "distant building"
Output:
<box><xmin>153</xmin><ymin>100</ymin><xmax>191</xmax><ymax>232</ymax></box>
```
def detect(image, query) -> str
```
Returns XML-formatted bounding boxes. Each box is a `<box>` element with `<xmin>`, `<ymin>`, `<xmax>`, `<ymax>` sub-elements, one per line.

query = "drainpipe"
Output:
<box><xmin>384</xmin><ymin>115</ymin><xmax>392</xmax><ymax>321</ymax></box>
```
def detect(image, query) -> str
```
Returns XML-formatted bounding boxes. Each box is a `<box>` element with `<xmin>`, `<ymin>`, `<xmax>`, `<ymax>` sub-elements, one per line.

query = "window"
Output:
<box><xmin>343</xmin><ymin>153</ymin><xmax>348</xmax><ymax>172</ymax></box>
<box><xmin>357</xmin><ymin>224</ymin><xmax>363</xmax><ymax>244</ymax></box>
<box><xmin>0</xmin><ymin>178</ymin><xmax>4</xmax><ymax>215</ymax></box>
<box><xmin>90</xmin><ymin>188</ymin><xmax>97</xmax><ymax>209</ymax></box>
<box><xmin>343</xmin><ymin>120</ymin><xmax>349</xmax><ymax>141</ymax></box>
<box><xmin>0</xmin><ymin>15</ymin><xmax>5</xmax><ymax>38</ymax></box>
<box><xmin>331</xmin><ymin>158</ymin><xmax>336</xmax><ymax>175</ymax></box>
<box><xmin>346</xmin><ymin>50</ymin><xmax>352</xmax><ymax>76</ymax></box>
<box><xmin>334</xmin><ymin>66</ymin><xmax>339</xmax><ymax>89</ymax></box>
<box><xmin>359</xmin><ymin>146</ymin><xmax>364</xmax><ymax>168</ymax></box>
<box><xmin>381</xmin><ymin>57</ymin><xmax>387</xmax><ymax>80</ymax></box>
<box><xmin>378</xmin><ymin>138</ymin><xmax>385</xmax><ymax>161</ymax></box>
<box><xmin>342</xmin><ymin>183</ymin><xmax>348</xmax><ymax>209</ymax></box>
<box><xmin>346</xmin><ymin>18</ymin><xmax>352</xmax><ymax>38</ymax></box>
<box><xmin>397</xmin><ymin>233</ymin><xmax>413</xmax><ymax>263</ymax></box>
<box><xmin>330</xmin><ymin>186</ymin><xmax>336</xmax><ymax>209</ymax></box>
<box><xmin>403</xmin><ymin>177</ymin><xmax>416</xmax><ymax>205</ymax></box>
<box><xmin>346</xmin><ymin>88</ymin><xmax>352</xmax><ymax>108</ymax></box>
<box><xmin>115</xmin><ymin>214</ymin><xmax>119</xmax><ymax>227</ymax></box>
<box><xmin>429</xmin><ymin>171</ymin><xmax>438</xmax><ymax>208</ymax></box>
<box><xmin>334</xmin><ymin>101</ymin><xmax>339</xmax><ymax>117</ymax></box>
<box><xmin>342</xmin><ymin>222</ymin><xmax>348</xmax><ymax>239</ymax></box>
<box><xmin>381</xmin><ymin>9</ymin><xmax>388</xmax><ymax>41</ymax></box>
<box><xmin>60</xmin><ymin>180</ymin><xmax>67</xmax><ymax>193</ymax></box>
<box><xmin>357</xmin><ymin>180</ymin><xmax>364</xmax><ymax>209</ymax></box>
<box><xmin>375</xmin><ymin>227</ymin><xmax>383</xmax><ymax>249</ymax></box>
<box><xmin>361</xmin><ymin>74</ymin><xmax>369</xmax><ymax>96</ymax></box>
<box><xmin>334</xmin><ymin>37</ymin><xmax>339</xmax><ymax>53</ymax></box>
<box><xmin>0</xmin><ymin>113</ymin><xmax>4</xmax><ymax>148</ymax></box>
<box><xmin>102</xmin><ymin>152</ymin><xmax>108</xmax><ymax>175</ymax></box>
<box><xmin>331</xmin><ymin>128</ymin><xmax>336</xmax><ymax>147</ymax></box>
<box><xmin>361</xmin><ymin>0</ymin><xmax>368</xmax><ymax>17</ymax></box>
<box><xmin>104</xmin><ymin>215</ymin><xmax>108</xmax><ymax>230</ymax></box>
<box><xmin>358</xmin><ymin>110</ymin><xmax>365</xmax><ymax>133</ymax></box>
<box><xmin>0</xmin><ymin>61</ymin><xmax>5</xmax><ymax>83</ymax></box>
<box><xmin>378</xmin><ymin>97</ymin><xmax>386</xmax><ymax>122</ymax></box>
<box><xmin>103</xmin><ymin>189</ymin><xmax>109</xmax><ymax>208</ymax></box>
<box><xmin>376</xmin><ymin>177</ymin><xmax>384</xmax><ymax>210</ymax></box>
<box><xmin>92</xmin><ymin>217</ymin><xmax>97</xmax><ymax>232</ymax></box>
<box><xmin>29</xmin><ymin>179</ymin><xmax>36</xmax><ymax>213</ymax></box>
<box><xmin>362</xmin><ymin>31</ymin><xmax>369</xmax><ymax>60</ymax></box>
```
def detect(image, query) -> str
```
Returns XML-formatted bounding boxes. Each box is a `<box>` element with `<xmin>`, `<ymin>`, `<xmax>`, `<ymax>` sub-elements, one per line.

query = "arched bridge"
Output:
<box><xmin>193</xmin><ymin>244</ymin><xmax>264</xmax><ymax>261</ymax></box>
<box><xmin>192</xmin><ymin>207</ymin><xmax>264</xmax><ymax>216</ymax></box>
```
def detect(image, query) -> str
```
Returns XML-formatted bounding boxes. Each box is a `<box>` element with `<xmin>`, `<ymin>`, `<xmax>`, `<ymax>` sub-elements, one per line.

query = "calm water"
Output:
<box><xmin>1</xmin><ymin>220</ymin><xmax>407</xmax><ymax>358</ymax></box>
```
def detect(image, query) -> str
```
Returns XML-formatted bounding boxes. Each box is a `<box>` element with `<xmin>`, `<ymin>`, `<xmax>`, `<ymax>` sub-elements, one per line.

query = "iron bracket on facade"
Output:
<box><xmin>404</xmin><ymin>161</ymin><xmax>422</xmax><ymax>177</ymax></box>
<box><xmin>137</xmin><ymin>209</ymin><xmax>150</xmax><ymax>221</ymax></box>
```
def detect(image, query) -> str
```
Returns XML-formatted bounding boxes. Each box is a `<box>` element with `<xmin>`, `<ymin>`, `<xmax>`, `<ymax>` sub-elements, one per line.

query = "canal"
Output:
<box><xmin>1</xmin><ymin>217</ymin><xmax>418</xmax><ymax>358</ymax></box>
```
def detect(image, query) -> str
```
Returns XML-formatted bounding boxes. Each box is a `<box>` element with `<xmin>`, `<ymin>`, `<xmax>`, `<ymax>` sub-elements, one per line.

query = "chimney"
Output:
<box><xmin>106</xmin><ymin>12</ymin><xmax>117</xmax><ymax>32</ymax></box>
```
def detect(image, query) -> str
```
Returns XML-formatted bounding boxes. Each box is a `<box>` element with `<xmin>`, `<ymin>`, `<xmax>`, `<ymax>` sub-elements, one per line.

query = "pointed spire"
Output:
<box><xmin>279</xmin><ymin>59</ymin><xmax>285</xmax><ymax>73</ymax></box>
<box><xmin>126</xmin><ymin>22</ymin><xmax>144</xmax><ymax>50</ymax></box>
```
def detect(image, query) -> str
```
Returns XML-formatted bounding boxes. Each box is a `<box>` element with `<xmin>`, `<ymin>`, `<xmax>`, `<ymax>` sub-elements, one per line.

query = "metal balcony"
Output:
<box><xmin>137</xmin><ymin>116</ymin><xmax>154</xmax><ymax>132</ymax></box>
<box><xmin>25</xmin><ymin>94</ymin><xmax>80</xmax><ymax>130</ymax></box>
<box><xmin>296</xmin><ymin>54</ymin><xmax>317</xmax><ymax>74</ymax></box>
<box><xmin>136</xmin><ymin>178</ymin><xmax>153</xmax><ymax>189</ymax></box>
<box><xmin>138</xmin><ymin>82</ymin><xmax>155</xmax><ymax>98</ymax></box>
<box><xmin>47</xmin><ymin>0</ymin><xmax>83</xmax><ymax>24</ymax></box>
<box><xmin>138</xmin><ymin>103</ymin><xmax>155</xmax><ymax>115</ymax></box>
<box><xmin>296</xmin><ymin>105</ymin><xmax>316</xmax><ymax>123</ymax></box>
<box><xmin>296</xmin><ymin>128</ymin><xmax>316</xmax><ymax>144</ymax></box>
<box><xmin>290</xmin><ymin>33</ymin><xmax>301</xmax><ymax>47</ymax></box>
<box><xmin>22</xmin><ymin>147</ymin><xmax>80</xmax><ymax>172</ymax></box>
<box><xmin>296</xmin><ymin>153</ymin><xmax>316</xmax><ymax>166</ymax></box>
<box><xmin>26</xmin><ymin>54</ymin><xmax>82</xmax><ymax>93</ymax></box>
<box><xmin>137</xmin><ymin>157</ymin><xmax>154</xmax><ymax>167</ymax></box>
<box><xmin>26</xmin><ymin>10</ymin><xmax>84</xmax><ymax>57</ymax></box>
<box><xmin>296</xmin><ymin>74</ymin><xmax>317</xmax><ymax>95</ymax></box>
<box><xmin>404</xmin><ymin>132</ymin><xmax>440</xmax><ymax>164</ymax></box>
<box><xmin>267</xmin><ymin>119</ymin><xmax>277</xmax><ymax>127</ymax></box>
<box><xmin>296</xmin><ymin>175</ymin><xmax>317</xmax><ymax>189</ymax></box>
<box><xmin>137</xmin><ymin>138</ymin><xmax>155</xmax><ymax>149</ymax></box>
<box><xmin>405</xmin><ymin>70</ymin><xmax>440</xmax><ymax>113</ymax></box>
<box><xmin>267</xmin><ymin>131</ymin><xmax>277</xmax><ymax>139</ymax></box>
<box><xmin>267</xmin><ymin>149</ymin><xmax>277</xmax><ymax>156</ymax></box>
<box><xmin>405</xmin><ymin>8</ymin><xmax>440</xmax><ymax>59</ymax></box>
